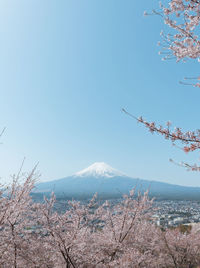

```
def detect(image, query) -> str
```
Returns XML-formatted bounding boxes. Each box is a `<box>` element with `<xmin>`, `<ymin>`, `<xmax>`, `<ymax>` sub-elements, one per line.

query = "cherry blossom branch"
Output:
<box><xmin>122</xmin><ymin>108</ymin><xmax>200</xmax><ymax>153</ymax></box>
<box><xmin>170</xmin><ymin>158</ymin><xmax>200</xmax><ymax>171</ymax></box>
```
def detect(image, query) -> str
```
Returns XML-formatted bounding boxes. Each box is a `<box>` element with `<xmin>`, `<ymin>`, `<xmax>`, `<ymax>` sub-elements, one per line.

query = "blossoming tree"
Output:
<box><xmin>1</xmin><ymin>170</ymin><xmax>200</xmax><ymax>267</ymax></box>
<box><xmin>124</xmin><ymin>0</ymin><xmax>200</xmax><ymax>171</ymax></box>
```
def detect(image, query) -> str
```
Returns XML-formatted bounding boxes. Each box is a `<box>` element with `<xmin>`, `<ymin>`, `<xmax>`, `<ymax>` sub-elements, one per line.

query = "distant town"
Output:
<box><xmin>151</xmin><ymin>200</ymin><xmax>200</xmax><ymax>228</ymax></box>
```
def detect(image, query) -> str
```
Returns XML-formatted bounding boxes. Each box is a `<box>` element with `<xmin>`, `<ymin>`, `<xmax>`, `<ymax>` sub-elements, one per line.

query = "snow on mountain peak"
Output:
<box><xmin>74</xmin><ymin>162</ymin><xmax>125</xmax><ymax>178</ymax></box>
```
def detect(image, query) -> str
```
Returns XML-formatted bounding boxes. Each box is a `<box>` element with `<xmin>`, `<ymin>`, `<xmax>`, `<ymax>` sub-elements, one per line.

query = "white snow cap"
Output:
<box><xmin>75</xmin><ymin>162</ymin><xmax>125</xmax><ymax>178</ymax></box>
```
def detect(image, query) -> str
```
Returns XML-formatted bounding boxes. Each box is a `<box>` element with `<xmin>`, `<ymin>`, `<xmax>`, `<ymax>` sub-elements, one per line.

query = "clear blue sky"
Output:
<box><xmin>0</xmin><ymin>0</ymin><xmax>200</xmax><ymax>186</ymax></box>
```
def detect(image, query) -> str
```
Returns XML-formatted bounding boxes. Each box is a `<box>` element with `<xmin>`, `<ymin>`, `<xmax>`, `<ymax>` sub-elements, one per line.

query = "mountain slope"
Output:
<box><xmin>35</xmin><ymin>162</ymin><xmax>200</xmax><ymax>200</ymax></box>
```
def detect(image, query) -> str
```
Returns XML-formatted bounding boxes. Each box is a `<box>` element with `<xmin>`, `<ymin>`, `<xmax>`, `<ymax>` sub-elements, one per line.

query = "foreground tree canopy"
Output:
<box><xmin>1</xmin><ymin>173</ymin><xmax>200</xmax><ymax>268</ymax></box>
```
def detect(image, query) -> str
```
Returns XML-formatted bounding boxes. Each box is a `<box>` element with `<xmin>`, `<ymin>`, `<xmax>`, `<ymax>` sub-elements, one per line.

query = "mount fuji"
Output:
<box><xmin>74</xmin><ymin>162</ymin><xmax>125</xmax><ymax>178</ymax></box>
<box><xmin>35</xmin><ymin>162</ymin><xmax>200</xmax><ymax>200</ymax></box>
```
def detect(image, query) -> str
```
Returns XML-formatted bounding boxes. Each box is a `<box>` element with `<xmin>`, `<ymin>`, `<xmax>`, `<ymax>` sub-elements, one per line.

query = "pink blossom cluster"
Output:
<box><xmin>1</xmin><ymin>173</ymin><xmax>200</xmax><ymax>267</ymax></box>
<box><xmin>147</xmin><ymin>1</ymin><xmax>200</xmax><ymax>87</ymax></box>
<box><xmin>160</xmin><ymin>0</ymin><xmax>200</xmax><ymax>62</ymax></box>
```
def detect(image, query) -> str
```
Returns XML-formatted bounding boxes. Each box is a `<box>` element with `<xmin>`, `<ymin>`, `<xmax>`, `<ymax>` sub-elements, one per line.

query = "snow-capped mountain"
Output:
<box><xmin>34</xmin><ymin>162</ymin><xmax>200</xmax><ymax>200</ymax></box>
<box><xmin>74</xmin><ymin>162</ymin><xmax>125</xmax><ymax>178</ymax></box>
<box><xmin>35</xmin><ymin>162</ymin><xmax>135</xmax><ymax>198</ymax></box>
